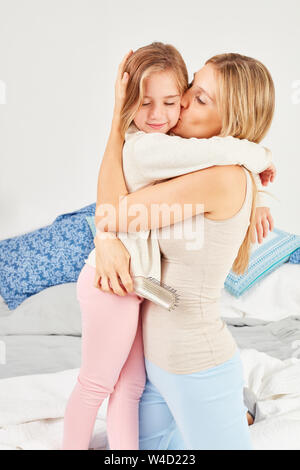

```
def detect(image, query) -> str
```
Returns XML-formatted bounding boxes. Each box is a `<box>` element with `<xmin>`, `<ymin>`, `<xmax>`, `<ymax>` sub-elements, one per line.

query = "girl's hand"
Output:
<box><xmin>113</xmin><ymin>50</ymin><xmax>133</xmax><ymax>118</ymax></box>
<box><xmin>93</xmin><ymin>232</ymin><xmax>134</xmax><ymax>296</ymax></box>
<box><xmin>259</xmin><ymin>163</ymin><xmax>276</xmax><ymax>187</ymax></box>
<box><xmin>251</xmin><ymin>207</ymin><xmax>274</xmax><ymax>244</ymax></box>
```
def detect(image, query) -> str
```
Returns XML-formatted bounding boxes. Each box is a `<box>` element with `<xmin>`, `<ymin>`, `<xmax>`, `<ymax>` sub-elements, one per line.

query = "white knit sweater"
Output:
<box><xmin>85</xmin><ymin>124</ymin><xmax>272</xmax><ymax>281</ymax></box>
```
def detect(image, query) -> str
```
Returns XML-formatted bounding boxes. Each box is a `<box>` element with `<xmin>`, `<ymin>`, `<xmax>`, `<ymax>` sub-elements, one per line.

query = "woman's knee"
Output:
<box><xmin>114</xmin><ymin>373</ymin><xmax>146</xmax><ymax>402</ymax></box>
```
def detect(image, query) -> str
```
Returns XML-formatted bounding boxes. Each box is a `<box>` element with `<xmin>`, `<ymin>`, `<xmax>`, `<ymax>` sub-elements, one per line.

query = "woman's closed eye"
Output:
<box><xmin>196</xmin><ymin>96</ymin><xmax>206</xmax><ymax>105</ymax></box>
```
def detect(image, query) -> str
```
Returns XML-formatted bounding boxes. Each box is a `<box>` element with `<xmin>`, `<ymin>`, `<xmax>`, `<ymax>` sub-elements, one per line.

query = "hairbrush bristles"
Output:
<box><xmin>147</xmin><ymin>276</ymin><xmax>180</xmax><ymax>311</ymax></box>
<box><xmin>133</xmin><ymin>276</ymin><xmax>180</xmax><ymax>311</ymax></box>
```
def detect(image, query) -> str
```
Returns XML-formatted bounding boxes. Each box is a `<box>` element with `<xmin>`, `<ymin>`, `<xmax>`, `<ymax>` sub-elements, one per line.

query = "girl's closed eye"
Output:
<box><xmin>141</xmin><ymin>102</ymin><xmax>177</xmax><ymax>107</ymax></box>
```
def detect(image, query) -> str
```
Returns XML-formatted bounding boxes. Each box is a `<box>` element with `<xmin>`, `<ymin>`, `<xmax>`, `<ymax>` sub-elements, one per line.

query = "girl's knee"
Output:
<box><xmin>76</xmin><ymin>372</ymin><xmax>114</xmax><ymax>407</ymax></box>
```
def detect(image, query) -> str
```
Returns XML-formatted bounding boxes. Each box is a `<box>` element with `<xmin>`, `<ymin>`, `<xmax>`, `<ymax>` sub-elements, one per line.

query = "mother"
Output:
<box><xmin>94</xmin><ymin>50</ymin><xmax>274</xmax><ymax>450</ymax></box>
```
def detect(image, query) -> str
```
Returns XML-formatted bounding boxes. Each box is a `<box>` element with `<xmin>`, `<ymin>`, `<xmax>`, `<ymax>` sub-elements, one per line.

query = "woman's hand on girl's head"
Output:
<box><xmin>113</xmin><ymin>50</ymin><xmax>133</xmax><ymax>117</ymax></box>
<box><xmin>251</xmin><ymin>207</ymin><xmax>274</xmax><ymax>244</ymax></box>
<box><xmin>93</xmin><ymin>231</ymin><xmax>134</xmax><ymax>296</ymax></box>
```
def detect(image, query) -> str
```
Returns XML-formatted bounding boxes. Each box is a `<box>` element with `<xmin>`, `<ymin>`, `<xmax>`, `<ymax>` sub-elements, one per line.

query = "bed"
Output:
<box><xmin>0</xmin><ymin>260</ymin><xmax>300</xmax><ymax>450</ymax></box>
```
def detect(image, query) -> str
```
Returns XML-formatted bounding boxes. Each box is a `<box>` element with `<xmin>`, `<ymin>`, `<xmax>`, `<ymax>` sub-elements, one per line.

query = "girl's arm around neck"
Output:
<box><xmin>128</xmin><ymin>132</ymin><xmax>272</xmax><ymax>188</ymax></box>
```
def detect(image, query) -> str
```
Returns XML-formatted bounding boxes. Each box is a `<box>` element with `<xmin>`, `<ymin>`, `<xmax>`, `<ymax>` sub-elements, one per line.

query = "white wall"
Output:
<box><xmin>0</xmin><ymin>0</ymin><xmax>299</xmax><ymax>240</ymax></box>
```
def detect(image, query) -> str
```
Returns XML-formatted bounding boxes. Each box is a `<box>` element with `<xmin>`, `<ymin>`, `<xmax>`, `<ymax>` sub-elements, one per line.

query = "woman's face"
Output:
<box><xmin>171</xmin><ymin>63</ymin><xmax>222</xmax><ymax>139</ymax></box>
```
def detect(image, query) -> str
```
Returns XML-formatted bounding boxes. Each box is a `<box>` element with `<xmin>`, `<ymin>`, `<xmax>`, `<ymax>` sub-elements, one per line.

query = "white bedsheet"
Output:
<box><xmin>239</xmin><ymin>349</ymin><xmax>300</xmax><ymax>450</ymax></box>
<box><xmin>0</xmin><ymin>349</ymin><xmax>299</xmax><ymax>450</ymax></box>
<box><xmin>221</xmin><ymin>263</ymin><xmax>300</xmax><ymax>322</ymax></box>
<box><xmin>0</xmin><ymin>368</ymin><xmax>108</xmax><ymax>450</ymax></box>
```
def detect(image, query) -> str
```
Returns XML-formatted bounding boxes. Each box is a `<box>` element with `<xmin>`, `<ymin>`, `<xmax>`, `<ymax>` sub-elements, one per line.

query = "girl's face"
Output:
<box><xmin>171</xmin><ymin>63</ymin><xmax>222</xmax><ymax>139</ymax></box>
<box><xmin>133</xmin><ymin>70</ymin><xmax>181</xmax><ymax>134</ymax></box>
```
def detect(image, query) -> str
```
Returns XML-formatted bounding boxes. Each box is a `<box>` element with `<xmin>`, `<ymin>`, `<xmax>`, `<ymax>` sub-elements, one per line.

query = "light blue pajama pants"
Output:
<box><xmin>138</xmin><ymin>349</ymin><xmax>253</xmax><ymax>450</ymax></box>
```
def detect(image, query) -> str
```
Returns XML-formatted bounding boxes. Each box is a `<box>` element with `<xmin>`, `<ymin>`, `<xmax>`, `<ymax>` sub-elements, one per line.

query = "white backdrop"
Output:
<box><xmin>0</xmin><ymin>0</ymin><xmax>299</xmax><ymax>240</ymax></box>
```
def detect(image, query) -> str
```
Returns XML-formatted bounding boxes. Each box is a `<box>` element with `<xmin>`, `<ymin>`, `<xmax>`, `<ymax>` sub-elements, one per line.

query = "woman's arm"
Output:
<box><xmin>93</xmin><ymin>50</ymin><xmax>134</xmax><ymax>295</ymax></box>
<box><xmin>94</xmin><ymin>52</ymin><xmax>132</xmax><ymax>231</ymax></box>
<box><xmin>97</xmin><ymin>164</ymin><xmax>244</xmax><ymax>233</ymax></box>
<box><xmin>93</xmin><ymin>233</ymin><xmax>134</xmax><ymax>295</ymax></box>
<box><xmin>251</xmin><ymin>172</ymin><xmax>275</xmax><ymax>243</ymax></box>
<box><xmin>252</xmin><ymin>207</ymin><xmax>274</xmax><ymax>244</ymax></box>
<box><xmin>96</xmin><ymin>125</ymin><xmax>275</xmax><ymax>239</ymax></box>
<box><xmin>95</xmin><ymin>118</ymin><xmax>128</xmax><ymax>223</ymax></box>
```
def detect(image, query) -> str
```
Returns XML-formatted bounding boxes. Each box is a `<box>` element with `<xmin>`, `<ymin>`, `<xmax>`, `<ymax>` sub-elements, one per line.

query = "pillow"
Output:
<box><xmin>221</xmin><ymin>262</ymin><xmax>300</xmax><ymax>322</ymax></box>
<box><xmin>0</xmin><ymin>203</ymin><xmax>96</xmax><ymax>310</ymax></box>
<box><xmin>0</xmin><ymin>282</ymin><xmax>82</xmax><ymax>335</ymax></box>
<box><xmin>224</xmin><ymin>227</ymin><xmax>300</xmax><ymax>297</ymax></box>
<box><xmin>86</xmin><ymin>215</ymin><xmax>96</xmax><ymax>237</ymax></box>
<box><xmin>289</xmin><ymin>247</ymin><xmax>300</xmax><ymax>264</ymax></box>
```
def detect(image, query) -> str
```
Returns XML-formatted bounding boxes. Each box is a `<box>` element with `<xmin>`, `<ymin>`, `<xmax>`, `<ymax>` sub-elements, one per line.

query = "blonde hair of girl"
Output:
<box><xmin>205</xmin><ymin>53</ymin><xmax>275</xmax><ymax>274</ymax></box>
<box><xmin>120</xmin><ymin>42</ymin><xmax>189</xmax><ymax>137</ymax></box>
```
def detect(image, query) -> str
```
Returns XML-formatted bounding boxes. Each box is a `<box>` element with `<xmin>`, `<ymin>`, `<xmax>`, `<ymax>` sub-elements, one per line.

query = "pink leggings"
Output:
<box><xmin>62</xmin><ymin>263</ymin><xmax>145</xmax><ymax>450</ymax></box>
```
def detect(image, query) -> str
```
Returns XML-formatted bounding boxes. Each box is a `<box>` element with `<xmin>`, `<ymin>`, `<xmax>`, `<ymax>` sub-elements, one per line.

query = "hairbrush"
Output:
<box><xmin>132</xmin><ymin>276</ymin><xmax>180</xmax><ymax>311</ymax></box>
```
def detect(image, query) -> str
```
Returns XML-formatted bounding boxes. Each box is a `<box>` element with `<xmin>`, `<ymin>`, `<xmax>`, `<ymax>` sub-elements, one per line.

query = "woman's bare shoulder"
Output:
<box><xmin>205</xmin><ymin>165</ymin><xmax>247</xmax><ymax>220</ymax></box>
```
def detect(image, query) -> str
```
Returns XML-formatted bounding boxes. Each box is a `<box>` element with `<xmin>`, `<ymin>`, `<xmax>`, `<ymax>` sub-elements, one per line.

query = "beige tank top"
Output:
<box><xmin>141</xmin><ymin>167</ymin><xmax>253</xmax><ymax>374</ymax></box>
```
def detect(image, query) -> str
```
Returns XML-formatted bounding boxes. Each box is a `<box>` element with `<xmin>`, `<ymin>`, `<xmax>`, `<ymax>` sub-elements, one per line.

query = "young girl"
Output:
<box><xmin>62</xmin><ymin>43</ymin><xmax>274</xmax><ymax>450</ymax></box>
